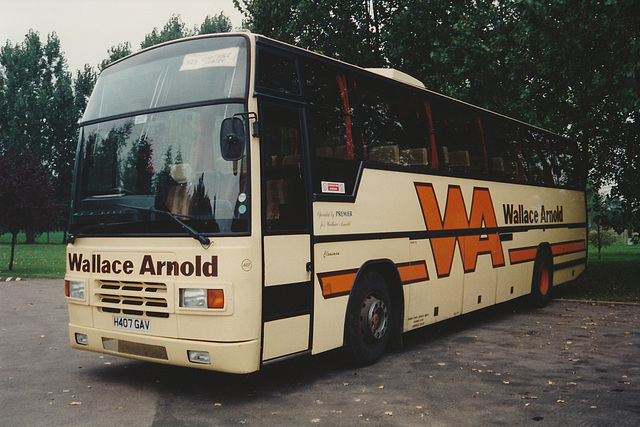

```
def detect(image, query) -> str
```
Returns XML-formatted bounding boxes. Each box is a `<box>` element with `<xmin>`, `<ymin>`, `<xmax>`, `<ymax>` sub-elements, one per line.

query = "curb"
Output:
<box><xmin>0</xmin><ymin>277</ymin><xmax>24</xmax><ymax>282</ymax></box>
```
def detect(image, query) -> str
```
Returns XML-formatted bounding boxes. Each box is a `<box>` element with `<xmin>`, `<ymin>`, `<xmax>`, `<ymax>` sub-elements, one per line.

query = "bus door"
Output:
<box><xmin>258</xmin><ymin>101</ymin><xmax>313</xmax><ymax>363</ymax></box>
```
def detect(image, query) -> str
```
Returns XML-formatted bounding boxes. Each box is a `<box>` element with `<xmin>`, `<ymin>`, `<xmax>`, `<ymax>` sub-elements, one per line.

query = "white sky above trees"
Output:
<box><xmin>0</xmin><ymin>0</ymin><xmax>244</xmax><ymax>73</ymax></box>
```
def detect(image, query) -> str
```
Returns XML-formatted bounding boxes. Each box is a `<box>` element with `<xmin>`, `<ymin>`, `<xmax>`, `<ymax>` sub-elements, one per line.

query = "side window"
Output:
<box><xmin>431</xmin><ymin>101</ymin><xmax>486</xmax><ymax>175</ymax></box>
<box><xmin>524</xmin><ymin>130</ymin><xmax>554</xmax><ymax>185</ymax></box>
<box><xmin>260</xmin><ymin>104</ymin><xmax>308</xmax><ymax>232</ymax></box>
<box><xmin>303</xmin><ymin>61</ymin><xmax>361</xmax><ymax>195</ymax></box>
<box><xmin>355</xmin><ymin>77</ymin><xmax>429</xmax><ymax>167</ymax></box>
<box><xmin>483</xmin><ymin>117</ymin><xmax>526</xmax><ymax>181</ymax></box>
<box><xmin>548</xmin><ymin>135</ymin><xmax>583</xmax><ymax>188</ymax></box>
<box><xmin>256</xmin><ymin>49</ymin><xmax>301</xmax><ymax>96</ymax></box>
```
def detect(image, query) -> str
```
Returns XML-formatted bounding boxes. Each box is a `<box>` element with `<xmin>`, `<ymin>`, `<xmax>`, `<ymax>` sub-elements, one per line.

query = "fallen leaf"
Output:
<box><xmin>378</xmin><ymin>385</ymin><xmax>384</xmax><ymax>389</ymax></box>
<box><xmin>384</xmin><ymin>411</ymin><xmax>393</xmax><ymax>416</ymax></box>
<box><xmin>68</xmin><ymin>401</ymin><xmax>82</xmax><ymax>406</ymax></box>
<box><xmin>214</xmin><ymin>403</ymin><xmax>222</xmax><ymax>407</ymax></box>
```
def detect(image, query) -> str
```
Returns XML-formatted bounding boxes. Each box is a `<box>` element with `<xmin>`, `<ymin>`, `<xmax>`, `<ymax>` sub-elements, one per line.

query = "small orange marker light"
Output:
<box><xmin>207</xmin><ymin>289</ymin><xmax>224</xmax><ymax>309</ymax></box>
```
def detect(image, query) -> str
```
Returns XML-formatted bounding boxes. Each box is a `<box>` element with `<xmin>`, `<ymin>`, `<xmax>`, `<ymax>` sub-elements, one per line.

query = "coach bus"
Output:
<box><xmin>64</xmin><ymin>31</ymin><xmax>587</xmax><ymax>373</ymax></box>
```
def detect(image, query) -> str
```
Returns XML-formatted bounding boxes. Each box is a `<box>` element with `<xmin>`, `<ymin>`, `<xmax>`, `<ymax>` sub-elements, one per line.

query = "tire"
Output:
<box><xmin>346</xmin><ymin>271</ymin><xmax>392</xmax><ymax>366</ymax></box>
<box><xmin>531</xmin><ymin>250</ymin><xmax>553</xmax><ymax>308</ymax></box>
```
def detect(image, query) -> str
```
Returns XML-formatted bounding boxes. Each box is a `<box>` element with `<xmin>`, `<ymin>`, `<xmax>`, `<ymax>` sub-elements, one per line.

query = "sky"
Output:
<box><xmin>1</xmin><ymin>0</ymin><xmax>245</xmax><ymax>73</ymax></box>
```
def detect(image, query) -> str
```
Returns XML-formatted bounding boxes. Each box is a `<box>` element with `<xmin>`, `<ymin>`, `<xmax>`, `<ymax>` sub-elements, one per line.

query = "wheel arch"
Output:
<box><xmin>343</xmin><ymin>259</ymin><xmax>404</xmax><ymax>347</ymax></box>
<box><xmin>531</xmin><ymin>243</ymin><xmax>554</xmax><ymax>307</ymax></box>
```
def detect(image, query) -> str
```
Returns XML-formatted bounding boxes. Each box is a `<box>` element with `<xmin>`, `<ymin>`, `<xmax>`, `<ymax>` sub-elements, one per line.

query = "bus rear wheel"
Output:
<box><xmin>346</xmin><ymin>271</ymin><xmax>391</xmax><ymax>366</ymax></box>
<box><xmin>531</xmin><ymin>250</ymin><xmax>553</xmax><ymax>308</ymax></box>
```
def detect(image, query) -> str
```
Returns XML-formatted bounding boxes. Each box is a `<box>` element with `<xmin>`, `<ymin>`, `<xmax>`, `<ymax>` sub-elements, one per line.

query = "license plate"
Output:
<box><xmin>112</xmin><ymin>315</ymin><xmax>151</xmax><ymax>332</ymax></box>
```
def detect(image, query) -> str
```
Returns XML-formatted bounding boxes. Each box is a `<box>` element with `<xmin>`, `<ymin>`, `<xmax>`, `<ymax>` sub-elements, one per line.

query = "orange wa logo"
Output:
<box><xmin>414</xmin><ymin>183</ymin><xmax>505</xmax><ymax>278</ymax></box>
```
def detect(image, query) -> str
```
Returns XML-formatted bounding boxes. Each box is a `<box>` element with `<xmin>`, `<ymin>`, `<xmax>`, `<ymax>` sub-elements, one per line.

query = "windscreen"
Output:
<box><xmin>71</xmin><ymin>36</ymin><xmax>251</xmax><ymax>238</ymax></box>
<box><xmin>83</xmin><ymin>36</ymin><xmax>248</xmax><ymax>122</ymax></box>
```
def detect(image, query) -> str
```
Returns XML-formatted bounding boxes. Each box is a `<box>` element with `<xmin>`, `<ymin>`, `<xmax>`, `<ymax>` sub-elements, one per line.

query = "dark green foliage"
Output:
<box><xmin>237</xmin><ymin>0</ymin><xmax>640</xmax><ymax>232</ymax></box>
<box><xmin>99</xmin><ymin>42</ymin><xmax>132</xmax><ymax>71</ymax></box>
<box><xmin>199</xmin><ymin>12</ymin><xmax>233</xmax><ymax>35</ymax></box>
<box><xmin>0</xmin><ymin>151</ymin><xmax>59</xmax><ymax>270</ymax></box>
<box><xmin>141</xmin><ymin>14</ymin><xmax>190</xmax><ymax>50</ymax></box>
<box><xmin>0</xmin><ymin>31</ymin><xmax>78</xmax><ymax>239</ymax></box>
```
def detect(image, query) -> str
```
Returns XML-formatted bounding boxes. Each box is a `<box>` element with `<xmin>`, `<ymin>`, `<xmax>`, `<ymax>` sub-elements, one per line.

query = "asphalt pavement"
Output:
<box><xmin>1</xmin><ymin>279</ymin><xmax>638</xmax><ymax>426</ymax></box>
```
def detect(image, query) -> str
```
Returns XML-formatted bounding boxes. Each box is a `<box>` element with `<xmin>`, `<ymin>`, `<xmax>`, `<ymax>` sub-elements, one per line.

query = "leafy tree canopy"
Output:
<box><xmin>0</xmin><ymin>30</ymin><xmax>79</xmax><ymax>237</ymax></box>
<box><xmin>236</xmin><ymin>0</ymin><xmax>640</xmax><ymax>231</ymax></box>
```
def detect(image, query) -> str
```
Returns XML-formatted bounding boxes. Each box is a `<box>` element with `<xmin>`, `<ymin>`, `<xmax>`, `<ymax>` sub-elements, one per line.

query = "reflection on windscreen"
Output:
<box><xmin>75</xmin><ymin>104</ymin><xmax>249</xmax><ymax>234</ymax></box>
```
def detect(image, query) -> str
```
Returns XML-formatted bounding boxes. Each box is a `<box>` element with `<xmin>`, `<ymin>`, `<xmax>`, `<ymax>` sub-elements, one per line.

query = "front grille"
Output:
<box><xmin>96</xmin><ymin>280</ymin><xmax>170</xmax><ymax>318</ymax></box>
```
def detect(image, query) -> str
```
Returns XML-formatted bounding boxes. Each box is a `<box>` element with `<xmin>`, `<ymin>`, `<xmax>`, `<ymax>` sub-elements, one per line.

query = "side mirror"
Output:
<box><xmin>220</xmin><ymin>117</ymin><xmax>245</xmax><ymax>161</ymax></box>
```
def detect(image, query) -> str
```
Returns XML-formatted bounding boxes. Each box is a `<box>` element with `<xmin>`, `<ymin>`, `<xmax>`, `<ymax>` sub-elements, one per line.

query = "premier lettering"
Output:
<box><xmin>67</xmin><ymin>253</ymin><xmax>218</xmax><ymax>277</ymax></box>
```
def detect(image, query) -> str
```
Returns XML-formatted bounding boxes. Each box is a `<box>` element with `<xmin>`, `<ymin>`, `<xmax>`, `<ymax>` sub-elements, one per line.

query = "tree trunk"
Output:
<box><xmin>597</xmin><ymin>223</ymin><xmax>602</xmax><ymax>260</ymax></box>
<box><xmin>9</xmin><ymin>231</ymin><xmax>17</xmax><ymax>270</ymax></box>
<box><xmin>25</xmin><ymin>229</ymin><xmax>36</xmax><ymax>244</ymax></box>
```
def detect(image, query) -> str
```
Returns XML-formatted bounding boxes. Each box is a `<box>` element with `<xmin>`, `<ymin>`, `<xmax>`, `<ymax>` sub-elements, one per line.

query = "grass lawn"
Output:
<box><xmin>1</xmin><ymin>232</ymin><xmax>639</xmax><ymax>303</ymax></box>
<box><xmin>555</xmin><ymin>242</ymin><xmax>640</xmax><ymax>303</ymax></box>
<box><xmin>0</xmin><ymin>232</ymin><xmax>66</xmax><ymax>279</ymax></box>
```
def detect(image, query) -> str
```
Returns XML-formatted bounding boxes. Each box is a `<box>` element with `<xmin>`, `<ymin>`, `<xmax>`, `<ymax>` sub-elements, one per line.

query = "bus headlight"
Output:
<box><xmin>65</xmin><ymin>280</ymin><xmax>86</xmax><ymax>300</ymax></box>
<box><xmin>179</xmin><ymin>288</ymin><xmax>224</xmax><ymax>309</ymax></box>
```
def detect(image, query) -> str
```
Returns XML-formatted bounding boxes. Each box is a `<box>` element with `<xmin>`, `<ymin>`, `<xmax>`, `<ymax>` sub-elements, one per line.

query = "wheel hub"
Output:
<box><xmin>360</xmin><ymin>294</ymin><xmax>389</xmax><ymax>342</ymax></box>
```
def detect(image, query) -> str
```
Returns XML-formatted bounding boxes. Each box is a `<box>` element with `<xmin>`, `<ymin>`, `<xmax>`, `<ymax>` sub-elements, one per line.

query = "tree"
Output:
<box><xmin>238</xmin><ymin>0</ymin><xmax>639</xmax><ymax>230</ymax></box>
<box><xmin>99</xmin><ymin>42</ymin><xmax>132</xmax><ymax>71</ymax></box>
<box><xmin>235</xmin><ymin>0</ymin><xmax>389</xmax><ymax>66</ymax></box>
<box><xmin>198</xmin><ymin>12</ymin><xmax>233</xmax><ymax>34</ymax></box>
<box><xmin>0</xmin><ymin>151</ymin><xmax>59</xmax><ymax>270</ymax></box>
<box><xmin>100</xmin><ymin>12</ymin><xmax>233</xmax><ymax>70</ymax></box>
<box><xmin>141</xmin><ymin>15</ymin><xmax>191</xmax><ymax>50</ymax></box>
<box><xmin>0</xmin><ymin>30</ymin><xmax>77</xmax><ymax>241</ymax></box>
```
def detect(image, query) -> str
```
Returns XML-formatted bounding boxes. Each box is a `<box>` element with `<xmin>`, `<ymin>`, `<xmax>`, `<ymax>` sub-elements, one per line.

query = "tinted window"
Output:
<box><xmin>260</xmin><ymin>105</ymin><xmax>308</xmax><ymax>232</ymax></box>
<box><xmin>257</xmin><ymin>49</ymin><xmax>301</xmax><ymax>95</ymax></box>
<box><xmin>356</xmin><ymin>77</ymin><xmax>429</xmax><ymax>167</ymax></box>
<box><xmin>303</xmin><ymin>61</ymin><xmax>361</xmax><ymax>195</ymax></box>
<box><xmin>431</xmin><ymin>100</ymin><xmax>486</xmax><ymax>175</ymax></box>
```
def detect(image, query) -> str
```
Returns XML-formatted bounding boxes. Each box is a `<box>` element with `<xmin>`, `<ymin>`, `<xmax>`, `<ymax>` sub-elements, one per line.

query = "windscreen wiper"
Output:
<box><xmin>118</xmin><ymin>204</ymin><xmax>211</xmax><ymax>247</ymax></box>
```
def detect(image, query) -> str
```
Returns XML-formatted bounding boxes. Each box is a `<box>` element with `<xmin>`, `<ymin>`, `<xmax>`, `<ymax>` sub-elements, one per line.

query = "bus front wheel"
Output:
<box><xmin>346</xmin><ymin>271</ymin><xmax>391</xmax><ymax>366</ymax></box>
<box><xmin>531</xmin><ymin>250</ymin><xmax>553</xmax><ymax>308</ymax></box>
